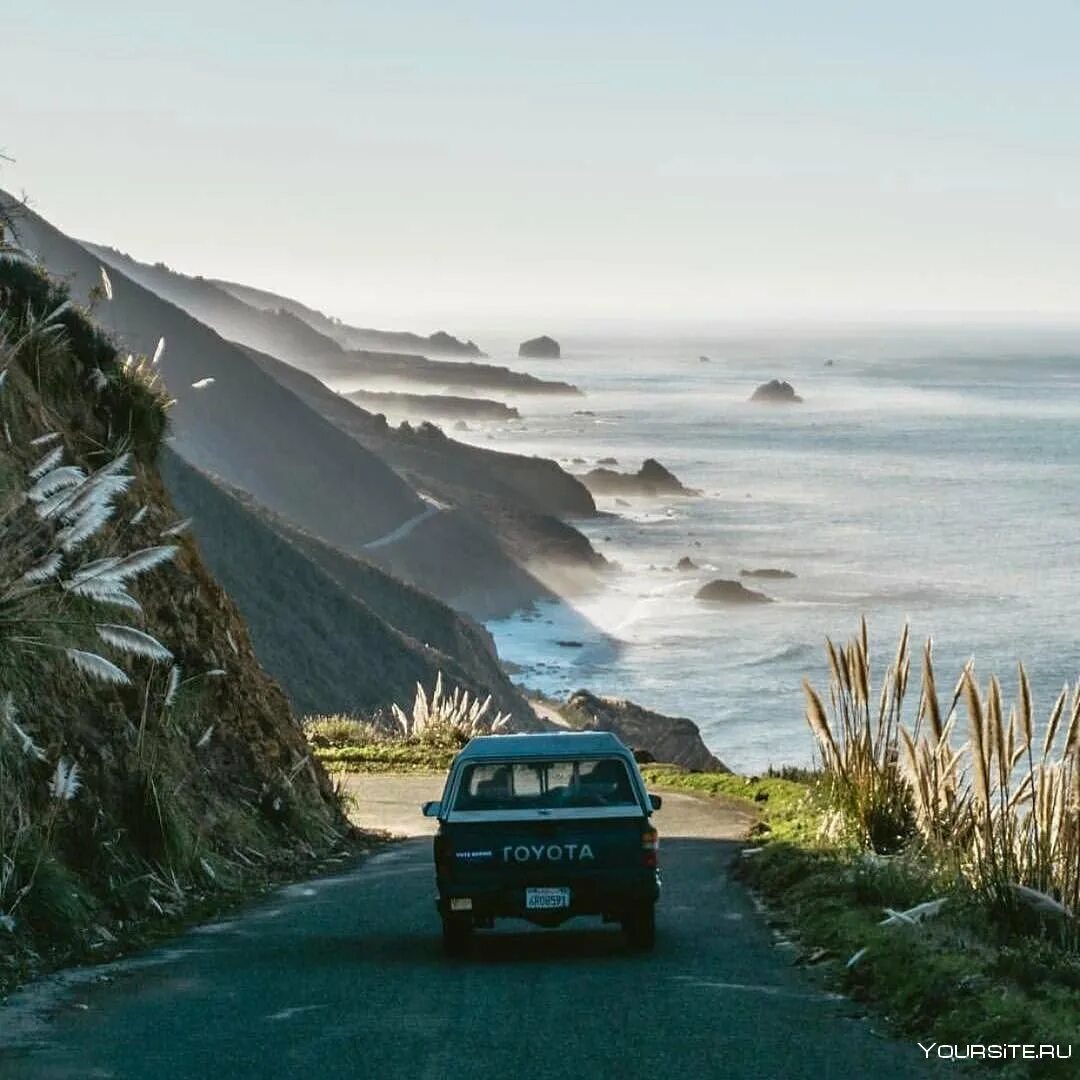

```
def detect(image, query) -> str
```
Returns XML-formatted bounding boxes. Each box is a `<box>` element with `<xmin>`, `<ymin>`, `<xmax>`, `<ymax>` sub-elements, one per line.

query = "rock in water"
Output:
<box><xmin>676</xmin><ymin>556</ymin><xmax>698</xmax><ymax>571</ymax></box>
<box><xmin>750</xmin><ymin>379</ymin><xmax>803</xmax><ymax>404</ymax></box>
<box><xmin>560</xmin><ymin>690</ymin><xmax>728</xmax><ymax>772</ymax></box>
<box><xmin>739</xmin><ymin>567</ymin><xmax>796</xmax><ymax>579</ymax></box>
<box><xmin>519</xmin><ymin>335</ymin><xmax>561</xmax><ymax>359</ymax></box>
<box><xmin>583</xmin><ymin>457</ymin><xmax>697</xmax><ymax>497</ymax></box>
<box><xmin>696</xmin><ymin>579</ymin><xmax>773</xmax><ymax>604</ymax></box>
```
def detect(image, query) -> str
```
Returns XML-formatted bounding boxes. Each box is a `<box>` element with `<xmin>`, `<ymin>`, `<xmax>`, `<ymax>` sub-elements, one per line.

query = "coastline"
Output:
<box><xmin>469</xmin><ymin>335</ymin><xmax>1080</xmax><ymax>774</ymax></box>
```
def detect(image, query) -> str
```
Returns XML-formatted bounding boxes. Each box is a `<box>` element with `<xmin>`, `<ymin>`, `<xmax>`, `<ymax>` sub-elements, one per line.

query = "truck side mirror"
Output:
<box><xmin>421</xmin><ymin>801</ymin><xmax>442</xmax><ymax>818</ymax></box>
<box><xmin>648</xmin><ymin>793</ymin><xmax>662</xmax><ymax>811</ymax></box>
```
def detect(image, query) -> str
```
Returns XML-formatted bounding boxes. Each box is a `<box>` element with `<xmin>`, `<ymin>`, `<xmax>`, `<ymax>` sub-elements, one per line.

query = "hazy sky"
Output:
<box><xmin>6</xmin><ymin>2</ymin><xmax>1080</xmax><ymax>330</ymax></box>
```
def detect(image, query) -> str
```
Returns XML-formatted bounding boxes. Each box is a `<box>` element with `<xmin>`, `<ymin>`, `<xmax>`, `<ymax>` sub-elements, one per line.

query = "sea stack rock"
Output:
<box><xmin>696</xmin><ymin>579</ymin><xmax>773</xmax><ymax>604</ymax></box>
<box><xmin>519</xmin><ymin>335</ymin><xmax>561</xmax><ymax>359</ymax></box>
<box><xmin>582</xmin><ymin>458</ymin><xmax>697</xmax><ymax>497</ymax></box>
<box><xmin>750</xmin><ymin>379</ymin><xmax>803</xmax><ymax>404</ymax></box>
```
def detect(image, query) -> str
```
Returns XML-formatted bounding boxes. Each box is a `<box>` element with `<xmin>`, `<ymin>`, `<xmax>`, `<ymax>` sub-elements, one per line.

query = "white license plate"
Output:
<box><xmin>525</xmin><ymin>887</ymin><xmax>571</xmax><ymax>910</ymax></box>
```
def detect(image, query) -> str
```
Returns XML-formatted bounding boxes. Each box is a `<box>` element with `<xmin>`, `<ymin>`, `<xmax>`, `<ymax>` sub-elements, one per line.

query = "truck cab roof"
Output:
<box><xmin>454</xmin><ymin>731</ymin><xmax>632</xmax><ymax>762</ymax></box>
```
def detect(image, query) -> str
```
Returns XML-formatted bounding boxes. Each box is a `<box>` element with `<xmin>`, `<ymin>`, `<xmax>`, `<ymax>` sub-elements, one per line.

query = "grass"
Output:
<box><xmin>803</xmin><ymin>620</ymin><xmax>1079</xmax><ymax>939</ymax></box>
<box><xmin>306</xmin><ymin>675</ymin><xmax>511</xmax><ymax>775</ymax></box>
<box><xmin>317</xmin><ymin>742</ymin><xmax>456</xmax><ymax>773</ymax></box>
<box><xmin>639</xmin><ymin>765</ymin><xmax>820</xmax><ymax>844</ymax></box>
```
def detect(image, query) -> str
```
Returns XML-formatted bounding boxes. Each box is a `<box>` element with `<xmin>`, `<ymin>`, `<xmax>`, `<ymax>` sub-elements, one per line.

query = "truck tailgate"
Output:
<box><xmin>445</xmin><ymin>816</ymin><xmax>647</xmax><ymax>887</ymax></box>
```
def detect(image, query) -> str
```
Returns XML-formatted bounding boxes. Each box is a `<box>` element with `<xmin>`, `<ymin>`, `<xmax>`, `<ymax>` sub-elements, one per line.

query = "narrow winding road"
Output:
<box><xmin>0</xmin><ymin>777</ymin><xmax>929</xmax><ymax>1079</ymax></box>
<box><xmin>362</xmin><ymin>499</ymin><xmax>442</xmax><ymax>551</ymax></box>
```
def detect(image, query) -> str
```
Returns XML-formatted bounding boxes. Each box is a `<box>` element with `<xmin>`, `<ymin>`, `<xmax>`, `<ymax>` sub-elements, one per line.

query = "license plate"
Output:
<box><xmin>525</xmin><ymin>887</ymin><xmax>571</xmax><ymax>910</ymax></box>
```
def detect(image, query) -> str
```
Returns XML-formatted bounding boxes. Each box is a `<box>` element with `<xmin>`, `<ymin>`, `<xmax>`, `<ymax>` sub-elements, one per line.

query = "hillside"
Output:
<box><xmin>242</xmin><ymin>344</ymin><xmax>606</xmax><ymax>585</ymax></box>
<box><xmin>344</xmin><ymin>388</ymin><xmax>519</xmax><ymax>423</ymax></box>
<box><xmin>87</xmin><ymin>245</ymin><xmax>578</xmax><ymax>395</ymax></box>
<box><xmin>160</xmin><ymin>452</ymin><xmax>535</xmax><ymax>726</ymax></box>
<box><xmin>210</xmin><ymin>276</ymin><xmax>486</xmax><ymax>358</ymax></box>
<box><xmin>0</xmin><ymin>238</ymin><xmax>346</xmax><ymax>988</ymax></box>
<box><xmin>3</xmin><ymin>196</ymin><xmax>554</xmax><ymax>617</ymax></box>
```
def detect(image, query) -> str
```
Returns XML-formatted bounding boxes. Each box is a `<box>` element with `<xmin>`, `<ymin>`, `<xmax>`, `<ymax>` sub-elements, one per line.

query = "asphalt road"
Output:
<box><xmin>362</xmin><ymin>503</ymin><xmax>440</xmax><ymax>551</ymax></box>
<box><xmin>1</xmin><ymin>777</ymin><xmax>930</xmax><ymax>1080</ymax></box>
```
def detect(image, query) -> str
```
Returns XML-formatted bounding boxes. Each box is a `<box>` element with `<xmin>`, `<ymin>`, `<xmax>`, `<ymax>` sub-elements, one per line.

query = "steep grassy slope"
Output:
<box><xmin>160</xmin><ymin>451</ymin><xmax>534</xmax><ymax>725</ymax></box>
<box><xmin>0</xmin><ymin>245</ymin><xmax>346</xmax><ymax>989</ymax></box>
<box><xmin>3</xmin><ymin>195</ymin><xmax>552</xmax><ymax>616</ymax></box>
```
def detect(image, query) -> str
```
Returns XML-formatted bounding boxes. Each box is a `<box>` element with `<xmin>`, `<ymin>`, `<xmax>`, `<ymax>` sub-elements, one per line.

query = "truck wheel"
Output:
<box><xmin>441</xmin><ymin>915</ymin><xmax>472</xmax><ymax>957</ymax></box>
<box><xmin>622</xmin><ymin>903</ymin><xmax>656</xmax><ymax>952</ymax></box>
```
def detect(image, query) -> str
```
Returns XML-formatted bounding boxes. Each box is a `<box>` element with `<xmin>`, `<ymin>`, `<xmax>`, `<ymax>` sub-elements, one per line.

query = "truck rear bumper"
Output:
<box><xmin>436</xmin><ymin>872</ymin><xmax>661</xmax><ymax>924</ymax></box>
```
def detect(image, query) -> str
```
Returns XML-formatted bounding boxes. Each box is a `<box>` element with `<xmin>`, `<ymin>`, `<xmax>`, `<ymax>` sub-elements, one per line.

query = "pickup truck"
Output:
<box><xmin>421</xmin><ymin>731</ymin><xmax>662</xmax><ymax>955</ymax></box>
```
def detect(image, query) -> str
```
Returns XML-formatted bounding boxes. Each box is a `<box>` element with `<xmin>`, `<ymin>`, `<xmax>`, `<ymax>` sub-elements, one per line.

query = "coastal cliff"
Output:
<box><xmin>557</xmin><ymin>691</ymin><xmax>728</xmax><ymax>772</ymax></box>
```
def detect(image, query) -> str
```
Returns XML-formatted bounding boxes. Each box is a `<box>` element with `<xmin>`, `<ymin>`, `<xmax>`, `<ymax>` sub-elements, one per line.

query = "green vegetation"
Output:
<box><xmin>317</xmin><ymin>742</ymin><xmax>457</xmax><ymax>773</ymax></box>
<box><xmin>308</xmin><ymin>674</ymin><xmax>510</xmax><ymax>776</ymax></box>
<box><xmin>639</xmin><ymin>766</ymin><xmax>819</xmax><ymax>844</ymax></box>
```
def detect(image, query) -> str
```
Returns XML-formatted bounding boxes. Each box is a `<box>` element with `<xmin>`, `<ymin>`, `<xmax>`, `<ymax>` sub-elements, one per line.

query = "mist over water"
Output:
<box><xmin>465</xmin><ymin>324</ymin><xmax>1080</xmax><ymax>772</ymax></box>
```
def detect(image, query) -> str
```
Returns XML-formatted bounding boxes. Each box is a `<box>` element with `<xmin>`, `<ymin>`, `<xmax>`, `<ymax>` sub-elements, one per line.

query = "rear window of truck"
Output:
<box><xmin>453</xmin><ymin>757</ymin><xmax>637</xmax><ymax>812</ymax></box>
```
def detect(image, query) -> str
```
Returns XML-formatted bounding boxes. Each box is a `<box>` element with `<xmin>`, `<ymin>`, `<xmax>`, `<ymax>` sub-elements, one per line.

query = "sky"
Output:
<box><xmin>5</xmin><ymin>2</ymin><xmax>1080</xmax><ymax>332</ymax></box>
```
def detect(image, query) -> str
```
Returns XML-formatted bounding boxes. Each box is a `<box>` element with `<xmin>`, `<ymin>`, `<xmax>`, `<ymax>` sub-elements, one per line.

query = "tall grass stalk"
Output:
<box><xmin>806</xmin><ymin>621</ymin><xmax>1080</xmax><ymax>936</ymax></box>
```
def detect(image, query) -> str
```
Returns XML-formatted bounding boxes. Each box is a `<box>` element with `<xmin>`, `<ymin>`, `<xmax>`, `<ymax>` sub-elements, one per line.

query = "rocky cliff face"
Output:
<box><xmin>558</xmin><ymin>691</ymin><xmax>728</xmax><ymax>772</ymax></box>
<box><xmin>0</xmin><ymin>247</ymin><xmax>346</xmax><ymax>989</ymax></box>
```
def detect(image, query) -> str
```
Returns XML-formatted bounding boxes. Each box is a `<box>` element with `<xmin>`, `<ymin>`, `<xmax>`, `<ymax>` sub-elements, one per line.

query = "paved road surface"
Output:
<box><xmin>0</xmin><ymin>776</ymin><xmax>929</xmax><ymax>1079</ymax></box>
<box><xmin>362</xmin><ymin>503</ymin><xmax>440</xmax><ymax>550</ymax></box>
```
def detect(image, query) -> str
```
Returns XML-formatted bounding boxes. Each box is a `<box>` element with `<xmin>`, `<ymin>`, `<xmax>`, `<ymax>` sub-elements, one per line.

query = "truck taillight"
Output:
<box><xmin>641</xmin><ymin>827</ymin><xmax>659</xmax><ymax>867</ymax></box>
<box><xmin>434</xmin><ymin>833</ymin><xmax>454</xmax><ymax>875</ymax></box>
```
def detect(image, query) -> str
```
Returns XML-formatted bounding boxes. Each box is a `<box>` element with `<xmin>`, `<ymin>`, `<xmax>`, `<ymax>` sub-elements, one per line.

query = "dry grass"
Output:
<box><xmin>390</xmin><ymin>671</ymin><xmax>510</xmax><ymax>743</ymax></box>
<box><xmin>806</xmin><ymin>620</ymin><xmax>1080</xmax><ymax>938</ymax></box>
<box><xmin>802</xmin><ymin>618</ymin><xmax>914</xmax><ymax>852</ymax></box>
<box><xmin>304</xmin><ymin>673</ymin><xmax>512</xmax><ymax>775</ymax></box>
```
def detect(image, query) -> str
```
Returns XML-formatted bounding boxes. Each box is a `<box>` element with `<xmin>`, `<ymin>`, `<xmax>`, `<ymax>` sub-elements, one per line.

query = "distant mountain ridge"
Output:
<box><xmin>210</xmin><ymin>276</ymin><xmax>487</xmax><ymax>358</ymax></box>
<box><xmin>86</xmin><ymin>245</ymin><xmax>578</xmax><ymax>395</ymax></box>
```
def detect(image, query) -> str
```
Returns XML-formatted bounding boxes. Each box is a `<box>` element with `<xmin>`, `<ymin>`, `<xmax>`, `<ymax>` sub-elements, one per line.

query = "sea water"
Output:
<box><xmin>469</xmin><ymin>324</ymin><xmax>1080</xmax><ymax>772</ymax></box>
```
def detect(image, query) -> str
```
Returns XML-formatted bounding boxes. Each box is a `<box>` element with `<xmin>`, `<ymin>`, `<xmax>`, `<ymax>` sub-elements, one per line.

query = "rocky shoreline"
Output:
<box><xmin>532</xmin><ymin>691</ymin><xmax>727</xmax><ymax>772</ymax></box>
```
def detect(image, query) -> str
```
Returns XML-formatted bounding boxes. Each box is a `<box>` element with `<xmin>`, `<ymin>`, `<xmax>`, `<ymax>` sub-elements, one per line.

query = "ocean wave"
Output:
<box><xmin>739</xmin><ymin>642</ymin><xmax>816</xmax><ymax>668</ymax></box>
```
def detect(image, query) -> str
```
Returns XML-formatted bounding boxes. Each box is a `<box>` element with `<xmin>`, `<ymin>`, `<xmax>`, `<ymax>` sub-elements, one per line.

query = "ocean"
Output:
<box><xmin>466</xmin><ymin>324</ymin><xmax>1080</xmax><ymax>773</ymax></box>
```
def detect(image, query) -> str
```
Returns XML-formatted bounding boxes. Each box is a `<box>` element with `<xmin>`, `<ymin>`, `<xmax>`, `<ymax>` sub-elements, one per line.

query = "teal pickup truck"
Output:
<box><xmin>421</xmin><ymin>731</ymin><xmax>662</xmax><ymax>956</ymax></box>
